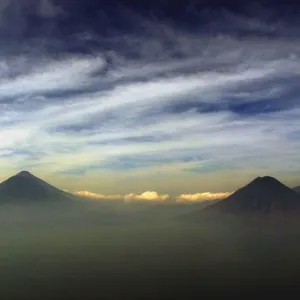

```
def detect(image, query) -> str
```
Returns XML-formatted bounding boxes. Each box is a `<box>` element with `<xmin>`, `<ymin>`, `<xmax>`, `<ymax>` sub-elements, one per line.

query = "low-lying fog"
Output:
<box><xmin>0</xmin><ymin>200</ymin><xmax>300</xmax><ymax>299</ymax></box>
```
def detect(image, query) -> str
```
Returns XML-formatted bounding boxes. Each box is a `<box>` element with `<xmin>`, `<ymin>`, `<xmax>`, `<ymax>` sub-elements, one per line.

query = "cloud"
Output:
<box><xmin>73</xmin><ymin>191</ymin><xmax>122</xmax><ymax>200</ymax></box>
<box><xmin>0</xmin><ymin>0</ymin><xmax>63</xmax><ymax>18</ymax></box>
<box><xmin>176</xmin><ymin>192</ymin><xmax>233</xmax><ymax>203</ymax></box>
<box><xmin>124</xmin><ymin>191</ymin><xmax>170</xmax><ymax>202</ymax></box>
<box><xmin>0</xmin><ymin>10</ymin><xmax>299</xmax><ymax>191</ymax></box>
<box><xmin>0</xmin><ymin>127</ymin><xmax>34</xmax><ymax>148</ymax></box>
<box><xmin>0</xmin><ymin>0</ymin><xmax>64</xmax><ymax>39</ymax></box>
<box><xmin>73</xmin><ymin>190</ymin><xmax>169</xmax><ymax>202</ymax></box>
<box><xmin>0</xmin><ymin>55</ymin><xmax>106</xmax><ymax>99</ymax></box>
<box><xmin>38</xmin><ymin>0</ymin><xmax>63</xmax><ymax>18</ymax></box>
<box><xmin>72</xmin><ymin>189</ymin><xmax>233</xmax><ymax>204</ymax></box>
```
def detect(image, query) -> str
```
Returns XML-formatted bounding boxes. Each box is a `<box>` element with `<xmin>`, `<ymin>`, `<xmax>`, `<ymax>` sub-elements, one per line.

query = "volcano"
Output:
<box><xmin>202</xmin><ymin>176</ymin><xmax>300</xmax><ymax>214</ymax></box>
<box><xmin>0</xmin><ymin>171</ymin><xmax>75</xmax><ymax>202</ymax></box>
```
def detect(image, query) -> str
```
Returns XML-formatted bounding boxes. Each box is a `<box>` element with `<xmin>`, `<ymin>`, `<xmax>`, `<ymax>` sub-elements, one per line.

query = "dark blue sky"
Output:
<box><xmin>0</xmin><ymin>0</ymin><xmax>299</xmax><ymax>201</ymax></box>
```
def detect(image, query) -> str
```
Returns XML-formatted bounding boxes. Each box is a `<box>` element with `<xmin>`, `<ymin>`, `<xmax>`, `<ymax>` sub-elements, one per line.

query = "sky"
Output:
<box><xmin>0</xmin><ymin>0</ymin><xmax>300</xmax><ymax>202</ymax></box>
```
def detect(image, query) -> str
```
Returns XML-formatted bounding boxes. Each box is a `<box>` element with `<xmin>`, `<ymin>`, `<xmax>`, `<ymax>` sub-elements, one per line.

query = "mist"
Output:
<box><xmin>0</xmin><ymin>199</ymin><xmax>299</xmax><ymax>299</ymax></box>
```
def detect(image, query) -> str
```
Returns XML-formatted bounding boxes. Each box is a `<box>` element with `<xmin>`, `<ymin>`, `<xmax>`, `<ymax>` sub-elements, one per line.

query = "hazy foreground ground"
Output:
<box><xmin>1</xmin><ymin>201</ymin><xmax>300</xmax><ymax>299</ymax></box>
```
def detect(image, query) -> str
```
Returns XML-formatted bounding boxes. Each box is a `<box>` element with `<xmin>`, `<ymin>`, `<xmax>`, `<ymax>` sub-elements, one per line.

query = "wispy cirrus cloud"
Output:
<box><xmin>0</xmin><ymin>56</ymin><xmax>105</xmax><ymax>99</ymax></box>
<box><xmin>0</xmin><ymin>5</ymin><xmax>300</xmax><ymax>192</ymax></box>
<box><xmin>0</xmin><ymin>0</ymin><xmax>63</xmax><ymax>17</ymax></box>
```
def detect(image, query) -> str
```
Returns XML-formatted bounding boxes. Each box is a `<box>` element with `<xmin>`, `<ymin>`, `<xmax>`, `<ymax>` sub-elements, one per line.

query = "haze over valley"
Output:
<box><xmin>0</xmin><ymin>171</ymin><xmax>298</xmax><ymax>298</ymax></box>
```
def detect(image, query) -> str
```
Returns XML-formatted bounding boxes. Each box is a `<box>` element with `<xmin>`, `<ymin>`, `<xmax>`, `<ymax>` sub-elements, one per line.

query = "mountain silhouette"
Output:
<box><xmin>201</xmin><ymin>176</ymin><xmax>300</xmax><ymax>214</ymax></box>
<box><xmin>0</xmin><ymin>171</ymin><xmax>75</xmax><ymax>202</ymax></box>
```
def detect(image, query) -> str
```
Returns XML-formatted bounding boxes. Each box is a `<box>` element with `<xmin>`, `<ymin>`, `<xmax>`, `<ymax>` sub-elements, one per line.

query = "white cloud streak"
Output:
<box><xmin>74</xmin><ymin>191</ymin><xmax>122</xmax><ymax>200</ymax></box>
<box><xmin>0</xmin><ymin>18</ymin><xmax>300</xmax><ymax>182</ymax></box>
<box><xmin>124</xmin><ymin>191</ymin><xmax>170</xmax><ymax>202</ymax></box>
<box><xmin>73</xmin><ymin>190</ymin><xmax>233</xmax><ymax>203</ymax></box>
<box><xmin>176</xmin><ymin>192</ymin><xmax>233</xmax><ymax>203</ymax></box>
<box><xmin>0</xmin><ymin>56</ymin><xmax>105</xmax><ymax>98</ymax></box>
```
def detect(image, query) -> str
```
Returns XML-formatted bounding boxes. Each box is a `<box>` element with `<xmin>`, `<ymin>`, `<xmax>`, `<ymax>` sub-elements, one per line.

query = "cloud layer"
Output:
<box><xmin>73</xmin><ymin>190</ymin><xmax>230</xmax><ymax>203</ymax></box>
<box><xmin>176</xmin><ymin>192</ymin><xmax>233</xmax><ymax>203</ymax></box>
<box><xmin>124</xmin><ymin>192</ymin><xmax>169</xmax><ymax>202</ymax></box>
<box><xmin>0</xmin><ymin>1</ymin><xmax>300</xmax><ymax>193</ymax></box>
<box><xmin>73</xmin><ymin>191</ymin><xmax>122</xmax><ymax>201</ymax></box>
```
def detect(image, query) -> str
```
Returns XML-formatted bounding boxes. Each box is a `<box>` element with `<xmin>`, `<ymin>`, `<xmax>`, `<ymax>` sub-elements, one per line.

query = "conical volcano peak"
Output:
<box><xmin>0</xmin><ymin>171</ymin><xmax>74</xmax><ymax>202</ymax></box>
<box><xmin>16</xmin><ymin>171</ymin><xmax>34</xmax><ymax>178</ymax></box>
<box><xmin>200</xmin><ymin>175</ymin><xmax>300</xmax><ymax>214</ymax></box>
<box><xmin>261</xmin><ymin>176</ymin><xmax>278</xmax><ymax>181</ymax></box>
<box><xmin>251</xmin><ymin>176</ymin><xmax>280</xmax><ymax>186</ymax></box>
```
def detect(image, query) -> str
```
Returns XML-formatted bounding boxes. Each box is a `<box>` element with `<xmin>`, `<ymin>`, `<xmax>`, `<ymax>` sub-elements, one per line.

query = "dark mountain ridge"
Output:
<box><xmin>204</xmin><ymin>176</ymin><xmax>300</xmax><ymax>213</ymax></box>
<box><xmin>0</xmin><ymin>171</ymin><xmax>75</xmax><ymax>202</ymax></box>
<box><xmin>185</xmin><ymin>176</ymin><xmax>300</xmax><ymax>220</ymax></box>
